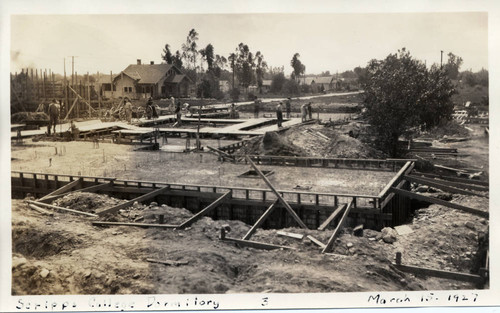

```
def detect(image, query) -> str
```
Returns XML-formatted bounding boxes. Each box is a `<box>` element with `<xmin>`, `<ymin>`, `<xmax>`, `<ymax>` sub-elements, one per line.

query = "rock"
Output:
<box><xmin>381</xmin><ymin>227</ymin><xmax>397</xmax><ymax>244</ymax></box>
<box><xmin>133</xmin><ymin>273</ymin><xmax>140</xmax><ymax>279</ymax></box>
<box><xmin>414</xmin><ymin>186</ymin><xmax>429</xmax><ymax>193</ymax></box>
<box><xmin>150</xmin><ymin>202</ymin><xmax>158</xmax><ymax>207</ymax></box>
<box><xmin>12</xmin><ymin>257</ymin><xmax>27</xmax><ymax>269</ymax></box>
<box><xmin>368</xmin><ymin>237</ymin><xmax>376</xmax><ymax>241</ymax></box>
<box><xmin>84</xmin><ymin>270</ymin><xmax>92</xmax><ymax>278</ymax></box>
<box><xmin>40</xmin><ymin>268</ymin><xmax>50</xmax><ymax>278</ymax></box>
<box><xmin>346</xmin><ymin>242</ymin><xmax>354</xmax><ymax>248</ymax></box>
<box><xmin>452</xmin><ymin>222</ymin><xmax>459</xmax><ymax>227</ymax></box>
<box><xmin>161</xmin><ymin>204</ymin><xmax>167</xmax><ymax>208</ymax></box>
<box><xmin>465</xmin><ymin>221</ymin><xmax>475</xmax><ymax>230</ymax></box>
<box><xmin>133</xmin><ymin>201</ymin><xmax>139</xmax><ymax>207</ymax></box>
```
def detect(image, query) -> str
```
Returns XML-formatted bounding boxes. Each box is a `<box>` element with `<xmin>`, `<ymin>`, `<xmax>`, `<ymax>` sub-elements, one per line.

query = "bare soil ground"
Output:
<box><xmin>12</xmin><ymin>189</ymin><xmax>488</xmax><ymax>295</ymax></box>
<box><xmin>10</xmin><ymin>121</ymin><xmax>489</xmax><ymax>295</ymax></box>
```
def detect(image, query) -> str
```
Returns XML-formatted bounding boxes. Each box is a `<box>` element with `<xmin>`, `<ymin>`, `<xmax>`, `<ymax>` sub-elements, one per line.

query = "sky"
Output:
<box><xmin>10</xmin><ymin>12</ymin><xmax>488</xmax><ymax>76</ymax></box>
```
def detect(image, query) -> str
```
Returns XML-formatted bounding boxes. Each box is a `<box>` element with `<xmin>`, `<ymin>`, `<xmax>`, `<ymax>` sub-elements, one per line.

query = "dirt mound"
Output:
<box><xmin>12</xmin><ymin>227</ymin><xmax>86</xmax><ymax>258</ymax></box>
<box><xmin>236</xmin><ymin>124</ymin><xmax>385</xmax><ymax>158</ymax></box>
<box><xmin>424</xmin><ymin>121</ymin><xmax>470</xmax><ymax>139</ymax></box>
<box><xmin>236</xmin><ymin>132</ymin><xmax>305</xmax><ymax>156</ymax></box>
<box><xmin>53</xmin><ymin>192</ymin><xmax>126</xmax><ymax>214</ymax></box>
<box><xmin>11</xmin><ymin>112</ymin><xmax>49</xmax><ymax>123</ymax></box>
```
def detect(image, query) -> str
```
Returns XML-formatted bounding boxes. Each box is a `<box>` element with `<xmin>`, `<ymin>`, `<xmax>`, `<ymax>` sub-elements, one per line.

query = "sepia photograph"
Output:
<box><xmin>1</xmin><ymin>1</ymin><xmax>498</xmax><ymax>311</ymax></box>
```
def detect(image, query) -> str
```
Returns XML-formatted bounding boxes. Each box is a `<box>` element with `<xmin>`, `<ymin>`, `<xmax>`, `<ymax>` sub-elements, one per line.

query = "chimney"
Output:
<box><xmin>137</xmin><ymin>59</ymin><xmax>141</xmax><ymax>65</ymax></box>
<box><xmin>150</xmin><ymin>61</ymin><xmax>154</xmax><ymax>65</ymax></box>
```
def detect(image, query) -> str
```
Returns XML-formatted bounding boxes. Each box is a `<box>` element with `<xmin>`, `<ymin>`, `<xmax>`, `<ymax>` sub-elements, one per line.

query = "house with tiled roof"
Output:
<box><xmin>112</xmin><ymin>59</ymin><xmax>192</xmax><ymax>99</ymax></box>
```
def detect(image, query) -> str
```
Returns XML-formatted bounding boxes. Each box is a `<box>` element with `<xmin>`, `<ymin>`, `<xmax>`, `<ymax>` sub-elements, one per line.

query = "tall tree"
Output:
<box><xmin>363</xmin><ymin>48</ymin><xmax>455</xmax><ymax>156</ymax></box>
<box><xmin>235</xmin><ymin>43</ymin><xmax>255</xmax><ymax>89</ymax></box>
<box><xmin>443</xmin><ymin>52</ymin><xmax>463</xmax><ymax>80</ymax></box>
<box><xmin>162</xmin><ymin>44</ymin><xmax>173</xmax><ymax>64</ymax></box>
<box><xmin>291</xmin><ymin>53</ymin><xmax>305</xmax><ymax>82</ymax></box>
<box><xmin>181</xmin><ymin>29</ymin><xmax>199</xmax><ymax>71</ymax></box>
<box><xmin>255</xmin><ymin>51</ymin><xmax>268</xmax><ymax>93</ymax></box>
<box><xmin>228</xmin><ymin>52</ymin><xmax>237</xmax><ymax>89</ymax></box>
<box><xmin>173</xmin><ymin>50</ymin><xmax>183</xmax><ymax>69</ymax></box>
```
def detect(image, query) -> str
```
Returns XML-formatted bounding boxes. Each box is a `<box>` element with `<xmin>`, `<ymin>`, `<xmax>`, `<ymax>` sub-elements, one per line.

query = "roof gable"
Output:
<box><xmin>120</xmin><ymin>63</ymin><xmax>176</xmax><ymax>84</ymax></box>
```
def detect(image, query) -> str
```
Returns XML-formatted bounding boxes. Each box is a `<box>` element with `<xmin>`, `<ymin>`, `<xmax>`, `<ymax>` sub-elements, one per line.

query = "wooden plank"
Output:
<box><xmin>276</xmin><ymin>231</ymin><xmax>304</xmax><ymax>240</ymax></box>
<box><xmin>322</xmin><ymin>200</ymin><xmax>354</xmax><ymax>253</ymax></box>
<box><xmin>378</xmin><ymin>161</ymin><xmax>413</xmax><ymax>198</ymax></box>
<box><xmin>392</xmin><ymin>263</ymin><xmax>483</xmax><ymax>284</ymax></box>
<box><xmin>415</xmin><ymin>172</ymin><xmax>489</xmax><ymax>186</ymax></box>
<box><xmin>390</xmin><ymin>187</ymin><xmax>488</xmax><ymax>218</ymax></box>
<box><xmin>178</xmin><ymin>190</ymin><xmax>232</xmax><ymax>228</ymax></box>
<box><xmin>38</xmin><ymin>178</ymin><xmax>82</xmax><ymax>201</ymax></box>
<box><xmin>307</xmin><ymin>235</ymin><xmax>326</xmax><ymax>249</ymax></box>
<box><xmin>28</xmin><ymin>203</ymin><xmax>54</xmax><ymax>216</ymax></box>
<box><xmin>242</xmin><ymin>199</ymin><xmax>279</xmax><ymax>240</ymax></box>
<box><xmin>97</xmin><ymin>186</ymin><xmax>170</xmax><ymax>216</ymax></box>
<box><xmin>222</xmin><ymin>236</ymin><xmax>295</xmax><ymax>250</ymax></box>
<box><xmin>206</xmin><ymin>145</ymin><xmax>235</xmax><ymax>160</ymax></box>
<box><xmin>412</xmin><ymin>173</ymin><xmax>488</xmax><ymax>191</ymax></box>
<box><xmin>64</xmin><ymin>97</ymin><xmax>79</xmax><ymax>120</ymax></box>
<box><xmin>404</xmin><ymin>175</ymin><xmax>486</xmax><ymax>197</ymax></box>
<box><xmin>92</xmin><ymin>221</ymin><xmax>177</xmax><ymax>228</ymax></box>
<box><xmin>26</xmin><ymin>200</ymin><xmax>98</xmax><ymax>217</ymax></box>
<box><xmin>317</xmin><ymin>204</ymin><xmax>346</xmax><ymax>231</ymax></box>
<box><xmin>38</xmin><ymin>181</ymin><xmax>113</xmax><ymax>203</ymax></box>
<box><xmin>246</xmin><ymin>156</ymin><xmax>308</xmax><ymax>229</ymax></box>
<box><xmin>146</xmin><ymin>258</ymin><xmax>189</xmax><ymax>266</ymax></box>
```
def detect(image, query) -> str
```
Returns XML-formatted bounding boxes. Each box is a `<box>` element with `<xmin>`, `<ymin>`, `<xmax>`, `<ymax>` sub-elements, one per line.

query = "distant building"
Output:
<box><xmin>111</xmin><ymin>59</ymin><xmax>192</xmax><ymax>99</ymax></box>
<box><xmin>262</xmin><ymin>80</ymin><xmax>272</xmax><ymax>93</ymax></box>
<box><xmin>219</xmin><ymin>80</ymin><xmax>230</xmax><ymax>93</ymax></box>
<box><xmin>301</xmin><ymin>76</ymin><xmax>335</xmax><ymax>91</ymax></box>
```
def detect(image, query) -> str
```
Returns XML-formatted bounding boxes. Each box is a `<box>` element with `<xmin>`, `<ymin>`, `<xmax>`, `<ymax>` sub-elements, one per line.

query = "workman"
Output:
<box><xmin>175</xmin><ymin>101</ymin><xmax>182</xmax><ymax>126</ymax></box>
<box><xmin>47</xmin><ymin>99</ymin><xmax>60</xmax><ymax>135</ymax></box>
<box><xmin>307</xmin><ymin>102</ymin><xmax>313</xmax><ymax>120</ymax></box>
<box><xmin>124</xmin><ymin>97</ymin><xmax>133</xmax><ymax>123</ymax></box>
<box><xmin>276</xmin><ymin>102</ymin><xmax>283</xmax><ymax>128</ymax></box>
<box><xmin>229</xmin><ymin>103</ymin><xmax>236</xmax><ymax>118</ymax></box>
<box><xmin>285</xmin><ymin>97</ymin><xmax>291</xmax><ymax>118</ymax></box>
<box><xmin>300</xmin><ymin>103</ymin><xmax>307</xmax><ymax>122</ymax></box>
<box><xmin>253</xmin><ymin>97</ymin><xmax>260</xmax><ymax>118</ymax></box>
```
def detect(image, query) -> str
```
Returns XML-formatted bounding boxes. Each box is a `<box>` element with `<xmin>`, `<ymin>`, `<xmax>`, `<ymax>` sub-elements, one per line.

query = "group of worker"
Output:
<box><xmin>274</xmin><ymin>98</ymin><xmax>313</xmax><ymax>128</ymax></box>
<box><xmin>300</xmin><ymin>102</ymin><xmax>313</xmax><ymax>122</ymax></box>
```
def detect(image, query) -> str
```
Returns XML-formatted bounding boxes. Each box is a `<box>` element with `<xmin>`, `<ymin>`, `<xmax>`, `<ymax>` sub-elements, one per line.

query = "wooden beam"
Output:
<box><xmin>28</xmin><ymin>203</ymin><xmax>54</xmax><ymax>216</ymax></box>
<box><xmin>404</xmin><ymin>175</ymin><xmax>486</xmax><ymax>197</ymax></box>
<box><xmin>307</xmin><ymin>235</ymin><xmax>326</xmax><ymax>249</ymax></box>
<box><xmin>317</xmin><ymin>204</ymin><xmax>346</xmax><ymax>231</ymax></box>
<box><xmin>64</xmin><ymin>97</ymin><xmax>79</xmax><ymax>120</ymax></box>
<box><xmin>378</xmin><ymin>161</ymin><xmax>413</xmax><ymax>198</ymax></box>
<box><xmin>207</xmin><ymin>145</ymin><xmax>235</xmax><ymax>160</ymax></box>
<box><xmin>380</xmin><ymin>179</ymin><xmax>407</xmax><ymax>209</ymax></box>
<box><xmin>26</xmin><ymin>200</ymin><xmax>98</xmax><ymax>217</ymax></box>
<box><xmin>97</xmin><ymin>186</ymin><xmax>170</xmax><ymax>216</ymax></box>
<box><xmin>146</xmin><ymin>258</ymin><xmax>189</xmax><ymax>266</ymax></box>
<box><xmin>412</xmin><ymin>173</ymin><xmax>488</xmax><ymax>191</ymax></box>
<box><xmin>222</xmin><ymin>235</ymin><xmax>295</xmax><ymax>250</ymax></box>
<box><xmin>277</xmin><ymin>231</ymin><xmax>304</xmax><ymax>240</ymax></box>
<box><xmin>177</xmin><ymin>190</ymin><xmax>232</xmax><ymax>228</ymax></box>
<box><xmin>322</xmin><ymin>200</ymin><xmax>354</xmax><ymax>253</ymax></box>
<box><xmin>38</xmin><ymin>178</ymin><xmax>82</xmax><ymax>201</ymax></box>
<box><xmin>390</xmin><ymin>187</ymin><xmax>488</xmax><ymax>218</ymax></box>
<box><xmin>393</xmin><ymin>253</ymin><xmax>484</xmax><ymax>284</ymax></box>
<box><xmin>68</xmin><ymin>85</ymin><xmax>96</xmax><ymax>112</ymax></box>
<box><xmin>38</xmin><ymin>181</ymin><xmax>113</xmax><ymax>203</ymax></box>
<box><xmin>242</xmin><ymin>199</ymin><xmax>278</xmax><ymax>240</ymax></box>
<box><xmin>92</xmin><ymin>221</ymin><xmax>177</xmax><ymax>228</ymax></box>
<box><xmin>246</xmin><ymin>156</ymin><xmax>308</xmax><ymax>229</ymax></box>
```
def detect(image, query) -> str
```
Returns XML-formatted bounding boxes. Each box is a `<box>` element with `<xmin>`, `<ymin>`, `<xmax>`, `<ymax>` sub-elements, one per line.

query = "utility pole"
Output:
<box><xmin>440</xmin><ymin>50</ymin><xmax>443</xmax><ymax>69</ymax></box>
<box><xmin>71</xmin><ymin>56</ymin><xmax>74</xmax><ymax>87</ymax></box>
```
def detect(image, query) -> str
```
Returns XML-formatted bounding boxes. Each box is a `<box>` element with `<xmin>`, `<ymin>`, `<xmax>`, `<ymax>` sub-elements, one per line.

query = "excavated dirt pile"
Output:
<box><xmin>236</xmin><ymin>124</ymin><xmax>385</xmax><ymax>158</ymax></box>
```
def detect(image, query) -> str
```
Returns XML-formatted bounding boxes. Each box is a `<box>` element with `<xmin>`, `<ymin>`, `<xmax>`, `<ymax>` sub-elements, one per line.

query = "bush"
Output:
<box><xmin>282</xmin><ymin>79</ymin><xmax>300</xmax><ymax>95</ymax></box>
<box><xmin>230</xmin><ymin>88</ymin><xmax>240</xmax><ymax>102</ymax></box>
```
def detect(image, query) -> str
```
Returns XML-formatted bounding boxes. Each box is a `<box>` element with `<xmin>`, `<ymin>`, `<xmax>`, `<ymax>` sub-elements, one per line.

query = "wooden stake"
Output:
<box><xmin>322</xmin><ymin>200</ymin><xmax>354</xmax><ymax>253</ymax></box>
<box><xmin>242</xmin><ymin>199</ymin><xmax>278</xmax><ymax>240</ymax></box>
<box><xmin>246</xmin><ymin>156</ymin><xmax>308</xmax><ymax>229</ymax></box>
